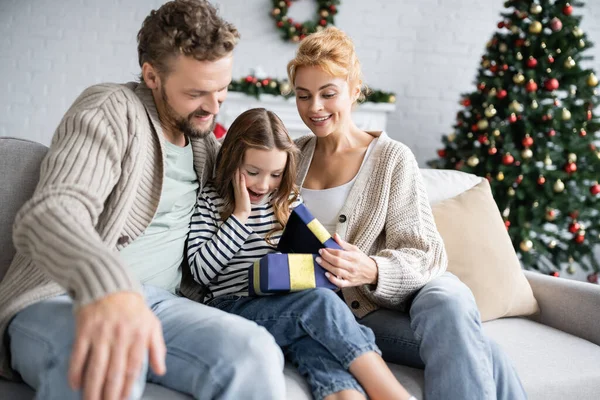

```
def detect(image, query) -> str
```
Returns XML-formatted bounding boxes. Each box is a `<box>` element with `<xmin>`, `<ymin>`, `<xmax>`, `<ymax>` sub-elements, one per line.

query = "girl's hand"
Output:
<box><xmin>232</xmin><ymin>169</ymin><xmax>251</xmax><ymax>223</ymax></box>
<box><xmin>316</xmin><ymin>233</ymin><xmax>379</xmax><ymax>288</ymax></box>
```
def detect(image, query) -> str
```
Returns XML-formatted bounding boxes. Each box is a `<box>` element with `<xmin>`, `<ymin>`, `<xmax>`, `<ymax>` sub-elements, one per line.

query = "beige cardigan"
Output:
<box><xmin>0</xmin><ymin>82</ymin><xmax>218</xmax><ymax>379</ymax></box>
<box><xmin>295</xmin><ymin>133</ymin><xmax>448</xmax><ymax>318</ymax></box>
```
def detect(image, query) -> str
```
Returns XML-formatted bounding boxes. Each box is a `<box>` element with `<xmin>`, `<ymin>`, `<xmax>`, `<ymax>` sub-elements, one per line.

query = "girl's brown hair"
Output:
<box><xmin>214</xmin><ymin>108</ymin><xmax>299</xmax><ymax>241</ymax></box>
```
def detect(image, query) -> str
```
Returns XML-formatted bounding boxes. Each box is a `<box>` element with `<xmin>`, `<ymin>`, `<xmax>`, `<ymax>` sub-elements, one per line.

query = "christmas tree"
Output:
<box><xmin>429</xmin><ymin>0</ymin><xmax>600</xmax><ymax>282</ymax></box>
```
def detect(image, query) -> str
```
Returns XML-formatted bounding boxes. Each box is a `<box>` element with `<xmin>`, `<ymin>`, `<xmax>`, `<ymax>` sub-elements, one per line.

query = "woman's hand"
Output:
<box><xmin>232</xmin><ymin>169</ymin><xmax>251</xmax><ymax>223</ymax></box>
<box><xmin>316</xmin><ymin>233</ymin><xmax>379</xmax><ymax>288</ymax></box>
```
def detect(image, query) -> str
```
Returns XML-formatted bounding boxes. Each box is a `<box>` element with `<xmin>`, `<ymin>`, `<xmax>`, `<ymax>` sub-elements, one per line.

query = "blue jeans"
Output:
<box><xmin>8</xmin><ymin>285</ymin><xmax>286</xmax><ymax>400</ymax></box>
<box><xmin>210</xmin><ymin>288</ymin><xmax>380</xmax><ymax>400</ymax></box>
<box><xmin>358</xmin><ymin>272</ymin><xmax>527</xmax><ymax>400</ymax></box>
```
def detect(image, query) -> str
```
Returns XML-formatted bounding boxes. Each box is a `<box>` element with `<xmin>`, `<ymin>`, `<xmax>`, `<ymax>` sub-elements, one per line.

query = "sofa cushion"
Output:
<box><xmin>431</xmin><ymin>179</ymin><xmax>539</xmax><ymax>322</ymax></box>
<box><xmin>0</xmin><ymin>137</ymin><xmax>48</xmax><ymax>282</ymax></box>
<box><xmin>420</xmin><ymin>168</ymin><xmax>482</xmax><ymax>205</ymax></box>
<box><xmin>484</xmin><ymin>317</ymin><xmax>600</xmax><ymax>400</ymax></box>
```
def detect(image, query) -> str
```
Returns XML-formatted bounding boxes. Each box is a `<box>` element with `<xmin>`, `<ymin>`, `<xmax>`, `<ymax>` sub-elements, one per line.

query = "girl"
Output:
<box><xmin>288</xmin><ymin>27</ymin><xmax>526</xmax><ymax>400</ymax></box>
<box><xmin>187</xmin><ymin>108</ymin><xmax>414</xmax><ymax>400</ymax></box>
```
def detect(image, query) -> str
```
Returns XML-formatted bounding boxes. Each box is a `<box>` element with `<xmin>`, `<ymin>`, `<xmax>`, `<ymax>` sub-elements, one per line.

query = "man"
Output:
<box><xmin>0</xmin><ymin>1</ymin><xmax>286</xmax><ymax>399</ymax></box>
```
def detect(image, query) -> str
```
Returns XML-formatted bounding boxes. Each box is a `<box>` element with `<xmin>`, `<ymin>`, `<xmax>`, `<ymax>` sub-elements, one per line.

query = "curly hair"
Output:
<box><xmin>137</xmin><ymin>0</ymin><xmax>240</xmax><ymax>78</ymax></box>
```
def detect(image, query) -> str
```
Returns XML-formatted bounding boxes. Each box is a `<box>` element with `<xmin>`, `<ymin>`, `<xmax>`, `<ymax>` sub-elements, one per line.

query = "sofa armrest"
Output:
<box><xmin>525</xmin><ymin>270</ymin><xmax>600</xmax><ymax>346</ymax></box>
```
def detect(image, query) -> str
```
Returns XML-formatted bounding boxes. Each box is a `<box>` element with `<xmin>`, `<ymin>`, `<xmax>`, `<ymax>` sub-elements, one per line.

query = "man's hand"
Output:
<box><xmin>68</xmin><ymin>292</ymin><xmax>166</xmax><ymax>400</ymax></box>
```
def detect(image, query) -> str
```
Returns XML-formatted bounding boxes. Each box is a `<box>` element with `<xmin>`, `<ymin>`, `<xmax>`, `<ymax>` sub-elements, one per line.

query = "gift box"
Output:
<box><xmin>277</xmin><ymin>203</ymin><xmax>342</xmax><ymax>253</ymax></box>
<box><xmin>248</xmin><ymin>253</ymin><xmax>337</xmax><ymax>296</ymax></box>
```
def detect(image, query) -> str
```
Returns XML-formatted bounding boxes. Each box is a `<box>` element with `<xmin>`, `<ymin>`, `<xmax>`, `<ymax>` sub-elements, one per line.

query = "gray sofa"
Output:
<box><xmin>1</xmin><ymin>136</ymin><xmax>600</xmax><ymax>399</ymax></box>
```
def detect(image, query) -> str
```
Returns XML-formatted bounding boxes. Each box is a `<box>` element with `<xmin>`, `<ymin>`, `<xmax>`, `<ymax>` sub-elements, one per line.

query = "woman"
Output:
<box><xmin>288</xmin><ymin>27</ymin><xmax>527</xmax><ymax>400</ymax></box>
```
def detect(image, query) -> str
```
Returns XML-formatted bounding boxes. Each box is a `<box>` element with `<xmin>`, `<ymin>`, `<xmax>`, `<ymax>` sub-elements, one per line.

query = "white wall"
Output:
<box><xmin>1</xmin><ymin>0</ymin><xmax>599</xmax><ymax>278</ymax></box>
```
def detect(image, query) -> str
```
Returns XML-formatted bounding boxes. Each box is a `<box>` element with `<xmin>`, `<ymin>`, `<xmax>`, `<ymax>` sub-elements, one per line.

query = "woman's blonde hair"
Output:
<box><xmin>287</xmin><ymin>27</ymin><xmax>367</xmax><ymax>102</ymax></box>
<box><xmin>214</xmin><ymin>108</ymin><xmax>299</xmax><ymax>242</ymax></box>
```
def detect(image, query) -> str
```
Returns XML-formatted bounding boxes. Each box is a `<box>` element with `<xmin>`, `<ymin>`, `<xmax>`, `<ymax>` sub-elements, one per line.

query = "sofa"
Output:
<box><xmin>1</xmin><ymin>136</ymin><xmax>600</xmax><ymax>399</ymax></box>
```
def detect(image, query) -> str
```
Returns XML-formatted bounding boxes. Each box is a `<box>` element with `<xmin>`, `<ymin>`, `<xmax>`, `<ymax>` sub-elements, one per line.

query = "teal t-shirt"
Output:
<box><xmin>120</xmin><ymin>140</ymin><xmax>198</xmax><ymax>293</ymax></box>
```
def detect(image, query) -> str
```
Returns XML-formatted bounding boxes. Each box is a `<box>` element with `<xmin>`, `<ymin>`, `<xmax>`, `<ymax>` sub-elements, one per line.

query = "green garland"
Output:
<box><xmin>229</xmin><ymin>74</ymin><xmax>396</xmax><ymax>104</ymax></box>
<box><xmin>270</xmin><ymin>0</ymin><xmax>341</xmax><ymax>42</ymax></box>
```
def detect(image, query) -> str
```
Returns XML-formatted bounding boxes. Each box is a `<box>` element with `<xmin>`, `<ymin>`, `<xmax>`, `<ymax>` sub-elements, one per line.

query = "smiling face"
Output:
<box><xmin>241</xmin><ymin>148</ymin><xmax>288</xmax><ymax>204</ymax></box>
<box><xmin>144</xmin><ymin>53</ymin><xmax>233</xmax><ymax>139</ymax></box>
<box><xmin>293</xmin><ymin>66</ymin><xmax>360</xmax><ymax>138</ymax></box>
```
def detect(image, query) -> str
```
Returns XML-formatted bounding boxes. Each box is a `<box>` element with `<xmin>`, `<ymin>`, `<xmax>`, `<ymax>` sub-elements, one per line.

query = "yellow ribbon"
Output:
<box><xmin>307</xmin><ymin>219</ymin><xmax>332</xmax><ymax>244</ymax></box>
<box><xmin>252</xmin><ymin>260</ymin><xmax>265</xmax><ymax>296</ymax></box>
<box><xmin>288</xmin><ymin>254</ymin><xmax>316</xmax><ymax>291</ymax></box>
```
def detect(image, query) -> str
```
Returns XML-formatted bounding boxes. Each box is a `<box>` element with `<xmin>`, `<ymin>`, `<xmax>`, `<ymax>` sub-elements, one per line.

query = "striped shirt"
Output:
<box><xmin>187</xmin><ymin>183</ymin><xmax>297</xmax><ymax>301</ymax></box>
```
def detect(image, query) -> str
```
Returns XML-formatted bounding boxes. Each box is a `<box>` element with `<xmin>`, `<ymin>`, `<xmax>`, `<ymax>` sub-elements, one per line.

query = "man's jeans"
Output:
<box><xmin>358</xmin><ymin>272</ymin><xmax>528</xmax><ymax>400</ymax></box>
<box><xmin>7</xmin><ymin>285</ymin><xmax>286</xmax><ymax>400</ymax></box>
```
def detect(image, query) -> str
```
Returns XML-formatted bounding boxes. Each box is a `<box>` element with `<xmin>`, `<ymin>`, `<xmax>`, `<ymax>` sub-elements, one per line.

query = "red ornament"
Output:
<box><xmin>550</xmin><ymin>271</ymin><xmax>560</xmax><ymax>277</ymax></box>
<box><xmin>588</xmin><ymin>273</ymin><xmax>599</xmax><ymax>284</ymax></box>
<box><xmin>471</xmin><ymin>124</ymin><xmax>479</xmax><ymax>132</ymax></box>
<box><xmin>587</xmin><ymin>110</ymin><xmax>593</xmax><ymax>120</ymax></box>
<box><xmin>478</xmin><ymin>135</ymin><xmax>488</xmax><ymax>144</ymax></box>
<box><xmin>455</xmin><ymin>160</ymin><xmax>465</xmax><ymax>170</ymax></box>
<box><xmin>565</xmin><ymin>162</ymin><xmax>577</xmax><ymax>173</ymax></box>
<box><xmin>503</xmin><ymin>153</ymin><xmax>515</xmax><ymax>165</ymax></box>
<box><xmin>563</xmin><ymin>4</ymin><xmax>573</xmax><ymax>16</ymax></box>
<box><xmin>497</xmin><ymin>21</ymin><xmax>505</xmax><ymax>28</ymax></box>
<box><xmin>488</xmin><ymin>147</ymin><xmax>498</xmax><ymax>155</ymax></box>
<box><xmin>574</xmin><ymin>234</ymin><xmax>585</xmax><ymax>244</ymax></box>
<box><xmin>286</xmin><ymin>0</ymin><xmax>291</xmax><ymax>6</ymax></box>
<box><xmin>462</xmin><ymin>98</ymin><xmax>471</xmax><ymax>107</ymax></box>
<box><xmin>547</xmin><ymin>209</ymin><xmax>556</xmax><ymax>219</ymax></box>
<box><xmin>548</xmin><ymin>129</ymin><xmax>556</xmax><ymax>137</ymax></box>
<box><xmin>261</xmin><ymin>79</ymin><xmax>270</xmax><ymax>86</ymax></box>
<box><xmin>319</xmin><ymin>19</ymin><xmax>327</xmax><ymax>26</ymax></box>
<box><xmin>213</xmin><ymin>122</ymin><xmax>227</xmax><ymax>140</ymax></box>
<box><xmin>516</xmin><ymin>175</ymin><xmax>524</xmax><ymax>184</ymax></box>
<box><xmin>522</xmin><ymin>136</ymin><xmax>534</xmax><ymax>147</ymax></box>
<box><xmin>478</xmin><ymin>83</ymin><xmax>486</xmax><ymax>91</ymax></box>
<box><xmin>590</xmin><ymin>184</ymin><xmax>600</xmax><ymax>195</ymax></box>
<box><xmin>502</xmin><ymin>64</ymin><xmax>509</xmax><ymax>71</ymax></box>
<box><xmin>515</xmin><ymin>39</ymin><xmax>525</xmax><ymax>47</ymax></box>
<box><xmin>329</xmin><ymin>5</ymin><xmax>337</xmax><ymax>12</ymax></box>
<box><xmin>295</xmin><ymin>23</ymin><xmax>302</xmax><ymax>30</ymax></box>
<box><xmin>550</xmin><ymin>17</ymin><xmax>563</xmax><ymax>32</ymax></box>
<box><xmin>497</xmin><ymin>89</ymin><xmax>508</xmax><ymax>99</ymax></box>
<box><xmin>526</xmin><ymin>80</ymin><xmax>538</xmax><ymax>92</ymax></box>
<box><xmin>548</xmin><ymin>55</ymin><xmax>555</xmax><ymax>63</ymax></box>
<box><xmin>569</xmin><ymin>211</ymin><xmax>579</xmax><ymax>219</ymax></box>
<box><xmin>569</xmin><ymin>222</ymin><xmax>581</xmax><ymax>234</ymax></box>
<box><xmin>245</xmin><ymin>75</ymin><xmax>254</xmax><ymax>83</ymax></box>
<box><xmin>437</xmin><ymin>149</ymin><xmax>447</xmax><ymax>158</ymax></box>
<box><xmin>508</xmin><ymin>114</ymin><xmax>518</xmax><ymax>123</ymax></box>
<box><xmin>299</xmin><ymin>34</ymin><xmax>306</xmax><ymax>40</ymax></box>
<box><xmin>505</xmin><ymin>220</ymin><xmax>511</xmax><ymax>228</ymax></box>
<box><xmin>544</xmin><ymin>78</ymin><xmax>560</xmax><ymax>91</ymax></box>
<box><xmin>538</xmin><ymin>176</ymin><xmax>546</xmax><ymax>185</ymax></box>
<box><xmin>277</xmin><ymin>21</ymin><xmax>284</xmax><ymax>28</ymax></box>
<box><xmin>580</xmin><ymin>129</ymin><xmax>587</xmax><ymax>137</ymax></box>
<box><xmin>490</xmin><ymin>65</ymin><xmax>499</xmax><ymax>73</ymax></box>
<box><xmin>526</xmin><ymin>57</ymin><xmax>538</xmax><ymax>68</ymax></box>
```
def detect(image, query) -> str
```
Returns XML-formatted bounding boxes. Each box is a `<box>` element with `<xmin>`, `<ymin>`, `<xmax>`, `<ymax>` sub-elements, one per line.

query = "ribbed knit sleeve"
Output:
<box><xmin>11</xmin><ymin>85</ymin><xmax>142</xmax><ymax>308</ymax></box>
<box><xmin>366</xmin><ymin>145</ymin><xmax>448</xmax><ymax>309</ymax></box>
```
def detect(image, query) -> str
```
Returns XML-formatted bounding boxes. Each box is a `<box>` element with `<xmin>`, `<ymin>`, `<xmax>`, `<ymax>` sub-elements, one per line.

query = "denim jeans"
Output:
<box><xmin>358</xmin><ymin>272</ymin><xmax>527</xmax><ymax>400</ymax></box>
<box><xmin>7</xmin><ymin>285</ymin><xmax>286</xmax><ymax>400</ymax></box>
<box><xmin>210</xmin><ymin>288</ymin><xmax>380</xmax><ymax>400</ymax></box>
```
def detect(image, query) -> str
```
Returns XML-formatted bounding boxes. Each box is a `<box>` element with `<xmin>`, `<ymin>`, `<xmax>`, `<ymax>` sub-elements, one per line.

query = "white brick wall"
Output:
<box><xmin>1</xmin><ymin>0</ymin><xmax>599</xmax><ymax>278</ymax></box>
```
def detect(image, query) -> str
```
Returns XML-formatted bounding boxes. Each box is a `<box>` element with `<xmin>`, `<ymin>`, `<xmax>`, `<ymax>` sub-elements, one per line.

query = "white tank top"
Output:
<box><xmin>301</xmin><ymin>137</ymin><xmax>378</xmax><ymax>235</ymax></box>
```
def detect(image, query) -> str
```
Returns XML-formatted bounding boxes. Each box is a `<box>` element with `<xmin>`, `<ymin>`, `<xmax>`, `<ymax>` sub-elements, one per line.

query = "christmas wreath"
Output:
<box><xmin>270</xmin><ymin>0</ymin><xmax>340</xmax><ymax>43</ymax></box>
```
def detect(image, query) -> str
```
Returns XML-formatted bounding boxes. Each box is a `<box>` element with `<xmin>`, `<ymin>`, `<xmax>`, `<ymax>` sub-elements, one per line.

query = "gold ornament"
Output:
<box><xmin>567</xmin><ymin>265</ymin><xmax>576</xmax><ymax>275</ymax></box>
<box><xmin>511</xmin><ymin>26</ymin><xmax>519</xmax><ymax>34</ymax></box>
<box><xmin>533</xmin><ymin>202</ymin><xmax>539</xmax><ymax>208</ymax></box>
<box><xmin>562</xmin><ymin>108</ymin><xmax>572</xmax><ymax>120</ymax></box>
<box><xmin>502</xmin><ymin>208</ymin><xmax>510</xmax><ymax>218</ymax></box>
<box><xmin>448</xmin><ymin>133</ymin><xmax>456</xmax><ymax>142</ymax></box>
<box><xmin>521</xmin><ymin>148</ymin><xmax>533</xmax><ymax>159</ymax></box>
<box><xmin>497</xmin><ymin>171</ymin><xmax>505</xmax><ymax>181</ymax></box>
<box><xmin>388</xmin><ymin>95</ymin><xmax>396</xmax><ymax>103</ymax></box>
<box><xmin>488</xmin><ymin>88</ymin><xmax>497</xmax><ymax>97</ymax></box>
<box><xmin>530</xmin><ymin>4</ymin><xmax>542</xmax><ymax>14</ymax></box>
<box><xmin>516</xmin><ymin>52</ymin><xmax>523</xmax><ymax>61</ymax></box>
<box><xmin>587</xmin><ymin>73</ymin><xmax>599</xmax><ymax>87</ymax></box>
<box><xmin>564</xmin><ymin>57</ymin><xmax>576</xmax><ymax>69</ymax></box>
<box><xmin>509</xmin><ymin>100</ymin><xmax>523</xmax><ymax>112</ymax></box>
<box><xmin>556</xmin><ymin>48</ymin><xmax>562</xmax><ymax>54</ymax></box>
<box><xmin>531</xmin><ymin>100</ymin><xmax>539</xmax><ymax>109</ymax></box>
<box><xmin>573</xmin><ymin>26</ymin><xmax>583</xmax><ymax>37</ymax></box>
<box><xmin>508</xmin><ymin>187</ymin><xmax>516</xmax><ymax>196</ymax></box>
<box><xmin>499</xmin><ymin>43</ymin><xmax>508</xmax><ymax>53</ymax></box>
<box><xmin>568</xmin><ymin>153</ymin><xmax>577</xmax><ymax>163</ymax></box>
<box><xmin>520</xmin><ymin>240</ymin><xmax>533</xmax><ymax>252</ymax></box>
<box><xmin>493</xmin><ymin>129</ymin><xmax>501</xmax><ymax>137</ymax></box>
<box><xmin>513</xmin><ymin>73</ymin><xmax>525</xmax><ymax>84</ymax></box>
<box><xmin>596</xmin><ymin>151</ymin><xmax>600</xmax><ymax>160</ymax></box>
<box><xmin>540</xmin><ymin>42</ymin><xmax>546</xmax><ymax>49</ymax></box>
<box><xmin>269</xmin><ymin>80</ymin><xmax>277</xmax><ymax>88</ymax></box>
<box><xmin>467</xmin><ymin>155</ymin><xmax>480</xmax><ymax>167</ymax></box>
<box><xmin>279</xmin><ymin>1</ymin><xmax>285</xmax><ymax>7</ymax></box>
<box><xmin>289</xmin><ymin>26</ymin><xmax>296</xmax><ymax>33</ymax></box>
<box><xmin>320</xmin><ymin>10</ymin><xmax>329</xmax><ymax>17</ymax></box>
<box><xmin>279</xmin><ymin>81</ymin><xmax>291</xmax><ymax>95</ymax></box>
<box><xmin>477</xmin><ymin>119</ymin><xmax>489</xmax><ymax>130</ymax></box>
<box><xmin>548</xmin><ymin>240</ymin><xmax>557</xmax><ymax>249</ymax></box>
<box><xmin>482</xmin><ymin>60</ymin><xmax>491</xmax><ymax>68</ymax></box>
<box><xmin>529</xmin><ymin>21</ymin><xmax>542</xmax><ymax>34</ymax></box>
<box><xmin>272</xmin><ymin>8</ymin><xmax>281</xmax><ymax>16</ymax></box>
<box><xmin>553</xmin><ymin>179</ymin><xmax>565</xmax><ymax>193</ymax></box>
<box><xmin>485</xmin><ymin>106</ymin><xmax>497</xmax><ymax>118</ymax></box>
<box><xmin>544</xmin><ymin>155</ymin><xmax>552</xmax><ymax>166</ymax></box>
<box><xmin>579</xmin><ymin>39</ymin><xmax>586</xmax><ymax>48</ymax></box>
<box><xmin>316</xmin><ymin>25</ymin><xmax>324</xmax><ymax>32</ymax></box>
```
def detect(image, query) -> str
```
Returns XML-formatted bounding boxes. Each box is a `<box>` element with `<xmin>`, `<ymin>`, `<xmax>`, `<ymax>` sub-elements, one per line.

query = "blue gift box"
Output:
<box><xmin>276</xmin><ymin>203</ymin><xmax>342</xmax><ymax>254</ymax></box>
<box><xmin>248</xmin><ymin>253</ymin><xmax>338</xmax><ymax>296</ymax></box>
